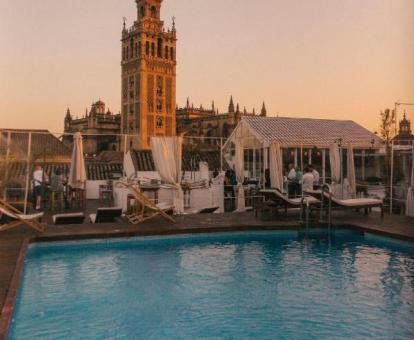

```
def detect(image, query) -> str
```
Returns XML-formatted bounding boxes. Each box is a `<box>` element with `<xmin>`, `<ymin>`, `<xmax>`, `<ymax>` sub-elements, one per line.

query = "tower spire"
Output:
<box><xmin>228</xmin><ymin>95</ymin><xmax>235</xmax><ymax>113</ymax></box>
<box><xmin>261</xmin><ymin>102</ymin><xmax>267</xmax><ymax>117</ymax></box>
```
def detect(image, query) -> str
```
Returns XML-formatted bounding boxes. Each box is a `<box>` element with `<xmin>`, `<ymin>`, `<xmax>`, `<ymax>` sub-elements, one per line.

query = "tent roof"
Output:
<box><xmin>226</xmin><ymin>116</ymin><xmax>383</xmax><ymax>149</ymax></box>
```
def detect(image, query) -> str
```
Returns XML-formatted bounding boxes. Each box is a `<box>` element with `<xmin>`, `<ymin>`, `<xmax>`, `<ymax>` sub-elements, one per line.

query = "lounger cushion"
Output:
<box><xmin>185</xmin><ymin>206</ymin><xmax>220</xmax><ymax>215</ymax></box>
<box><xmin>53</xmin><ymin>213</ymin><xmax>85</xmax><ymax>225</ymax></box>
<box><xmin>260</xmin><ymin>190</ymin><xmax>319</xmax><ymax>206</ymax></box>
<box><xmin>17</xmin><ymin>212</ymin><xmax>44</xmax><ymax>221</ymax></box>
<box><xmin>332</xmin><ymin>198</ymin><xmax>382</xmax><ymax>207</ymax></box>
<box><xmin>90</xmin><ymin>208</ymin><xmax>122</xmax><ymax>223</ymax></box>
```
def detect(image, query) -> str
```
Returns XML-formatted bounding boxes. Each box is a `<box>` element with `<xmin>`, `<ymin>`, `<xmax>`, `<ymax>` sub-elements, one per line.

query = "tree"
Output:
<box><xmin>379</xmin><ymin>108</ymin><xmax>396</xmax><ymax>146</ymax></box>
<box><xmin>379</xmin><ymin>108</ymin><xmax>396</xmax><ymax>210</ymax></box>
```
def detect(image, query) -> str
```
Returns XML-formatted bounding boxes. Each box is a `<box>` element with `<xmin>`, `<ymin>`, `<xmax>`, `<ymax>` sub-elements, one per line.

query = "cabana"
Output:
<box><xmin>223</xmin><ymin>116</ymin><xmax>384</xmax><ymax>201</ymax></box>
<box><xmin>390</xmin><ymin>141</ymin><xmax>414</xmax><ymax>216</ymax></box>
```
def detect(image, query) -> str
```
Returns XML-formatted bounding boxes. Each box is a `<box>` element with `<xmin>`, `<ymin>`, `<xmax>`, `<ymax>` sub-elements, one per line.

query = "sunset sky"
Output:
<box><xmin>0</xmin><ymin>0</ymin><xmax>413</xmax><ymax>133</ymax></box>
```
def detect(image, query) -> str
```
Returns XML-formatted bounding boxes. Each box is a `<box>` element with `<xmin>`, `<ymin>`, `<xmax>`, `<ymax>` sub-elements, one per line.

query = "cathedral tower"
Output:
<box><xmin>121</xmin><ymin>0</ymin><xmax>177</xmax><ymax>149</ymax></box>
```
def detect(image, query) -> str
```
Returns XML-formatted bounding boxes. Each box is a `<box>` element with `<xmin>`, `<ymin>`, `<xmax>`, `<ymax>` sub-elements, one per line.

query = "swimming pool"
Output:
<box><xmin>9</xmin><ymin>230</ymin><xmax>414</xmax><ymax>339</ymax></box>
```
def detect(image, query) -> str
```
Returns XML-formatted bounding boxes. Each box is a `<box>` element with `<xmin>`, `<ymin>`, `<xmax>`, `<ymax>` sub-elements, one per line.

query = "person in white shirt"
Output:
<box><xmin>309</xmin><ymin>165</ymin><xmax>320</xmax><ymax>188</ymax></box>
<box><xmin>287</xmin><ymin>164</ymin><xmax>296</xmax><ymax>181</ymax></box>
<box><xmin>33</xmin><ymin>165</ymin><xmax>49</xmax><ymax>210</ymax></box>
<box><xmin>302</xmin><ymin>167</ymin><xmax>315</xmax><ymax>193</ymax></box>
<box><xmin>287</xmin><ymin>164</ymin><xmax>298</xmax><ymax>197</ymax></box>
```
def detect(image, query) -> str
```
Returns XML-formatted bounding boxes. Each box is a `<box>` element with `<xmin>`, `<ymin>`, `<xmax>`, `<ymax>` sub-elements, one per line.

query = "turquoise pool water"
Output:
<box><xmin>9</xmin><ymin>230</ymin><xmax>414</xmax><ymax>339</ymax></box>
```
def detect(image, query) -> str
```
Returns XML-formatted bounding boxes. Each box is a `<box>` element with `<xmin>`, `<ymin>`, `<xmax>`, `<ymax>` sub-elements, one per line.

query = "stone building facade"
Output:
<box><xmin>177</xmin><ymin>96</ymin><xmax>268</xmax><ymax>150</ymax></box>
<box><xmin>121</xmin><ymin>0</ymin><xmax>177</xmax><ymax>149</ymax></box>
<box><xmin>63</xmin><ymin>101</ymin><xmax>121</xmax><ymax>156</ymax></box>
<box><xmin>393</xmin><ymin>112</ymin><xmax>414</xmax><ymax>145</ymax></box>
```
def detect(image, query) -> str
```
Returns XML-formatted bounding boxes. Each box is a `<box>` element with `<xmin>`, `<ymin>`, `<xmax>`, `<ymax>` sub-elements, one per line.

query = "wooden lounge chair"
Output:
<box><xmin>117</xmin><ymin>182</ymin><xmax>176</xmax><ymax>225</ymax></box>
<box><xmin>305</xmin><ymin>186</ymin><xmax>384</xmax><ymax>218</ymax></box>
<box><xmin>53</xmin><ymin>212</ymin><xmax>85</xmax><ymax>225</ymax></box>
<box><xmin>89</xmin><ymin>207</ymin><xmax>122</xmax><ymax>224</ymax></box>
<box><xmin>257</xmin><ymin>189</ymin><xmax>319</xmax><ymax>216</ymax></box>
<box><xmin>0</xmin><ymin>199</ymin><xmax>44</xmax><ymax>232</ymax></box>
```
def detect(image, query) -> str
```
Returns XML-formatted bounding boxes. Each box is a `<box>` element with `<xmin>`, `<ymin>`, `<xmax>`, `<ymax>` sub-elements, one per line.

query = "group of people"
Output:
<box><xmin>286</xmin><ymin>164</ymin><xmax>320</xmax><ymax>197</ymax></box>
<box><xmin>32</xmin><ymin>165</ymin><xmax>66</xmax><ymax>211</ymax></box>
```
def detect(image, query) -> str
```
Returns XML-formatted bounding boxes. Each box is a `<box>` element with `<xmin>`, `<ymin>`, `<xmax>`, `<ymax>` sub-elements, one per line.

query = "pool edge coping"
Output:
<box><xmin>1</xmin><ymin>222</ymin><xmax>413</xmax><ymax>339</ymax></box>
<box><xmin>0</xmin><ymin>239</ymin><xmax>28</xmax><ymax>340</ymax></box>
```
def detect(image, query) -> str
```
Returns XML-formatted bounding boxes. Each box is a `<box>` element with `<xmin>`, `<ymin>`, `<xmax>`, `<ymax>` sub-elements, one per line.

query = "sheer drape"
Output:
<box><xmin>269</xmin><ymin>142</ymin><xmax>284</xmax><ymax>191</ymax></box>
<box><xmin>347</xmin><ymin>145</ymin><xmax>356</xmax><ymax>198</ymax></box>
<box><xmin>235</xmin><ymin>139</ymin><xmax>246</xmax><ymax>212</ymax></box>
<box><xmin>68</xmin><ymin>132</ymin><xmax>86</xmax><ymax>189</ymax></box>
<box><xmin>329</xmin><ymin>142</ymin><xmax>342</xmax><ymax>198</ymax></box>
<box><xmin>150</xmin><ymin>136</ymin><xmax>184</xmax><ymax>214</ymax></box>
<box><xmin>329</xmin><ymin>143</ymin><xmax>341</xmax><ymax>183</ymax></box>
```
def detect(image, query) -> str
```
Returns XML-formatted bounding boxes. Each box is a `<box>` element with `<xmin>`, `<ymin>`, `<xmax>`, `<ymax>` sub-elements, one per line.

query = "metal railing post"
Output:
<box><xmin>390</xmin><ymin>141</ymin><xmax>394</xmax><ymax>214</ymax></box>
<box><xmin>3</xmin><ymin>131</ymin><xmax>11</xmax><ymax>201</ymax></box>
<box><xmin>23</xmin><ymin>132</ymin><xmax>32</xmax><ymax>214</ymax></box>
<box><xmin>220</xmin><ymin>137</ymin><xmax>223</xmax><ymax>172</ymax></box>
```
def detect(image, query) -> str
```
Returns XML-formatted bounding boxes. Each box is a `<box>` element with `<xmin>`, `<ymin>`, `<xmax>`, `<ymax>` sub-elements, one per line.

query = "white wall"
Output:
<box><xmin>85</xmin><ymin>180</ymin><xmax>107</xmax><ymax>199</ymax></box>
<box><xmin>124</xmin><ymin>151</ymin><xmax>135</xmax><ymax>179</ymax></box>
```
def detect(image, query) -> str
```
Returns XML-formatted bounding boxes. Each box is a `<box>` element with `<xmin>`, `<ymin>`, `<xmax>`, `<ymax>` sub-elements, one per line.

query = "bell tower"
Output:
<box><xmin>121</xmin><ymin>0</ymin><xmax>177</xmax><ymax>149</ymax></box>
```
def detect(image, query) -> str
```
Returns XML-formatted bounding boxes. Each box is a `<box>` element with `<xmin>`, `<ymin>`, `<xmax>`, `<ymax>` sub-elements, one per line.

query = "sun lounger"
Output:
<box><xmin>185</xmin><ymin>206</ymin><xmax>219</xmax><ymax>215</ymax></box>
<box><xmin>0</xmin><ymin>199</ymin><xmax>44</xmax><ymax>232</ymax></box>
<box><xmin>255</xmin><ymin>189</ymin><xmax>319</xmax><ymax>217</ymax></box>
<box><xmin>305</xmin><ymin>187</ymin><xmax>384</xmax><ymax>218</ymax></box>
<box><xmin>53</xmin><ymin>212</ymin><xmax>85</xmax><ymax>225</ymax></box>
<box><xmin>89</xmin><ymin>207</ymin><xmax>122</xmax><ymax>224</ymax></box>
<box><xmin>260</xmin><ymin>189</ymin><xmax>319</xmax><ymax>207</ymax></box>
<box><xmin>117</xmin><ymin>182</ymin><xmax>176</xmax><ymax>224</ymax></box>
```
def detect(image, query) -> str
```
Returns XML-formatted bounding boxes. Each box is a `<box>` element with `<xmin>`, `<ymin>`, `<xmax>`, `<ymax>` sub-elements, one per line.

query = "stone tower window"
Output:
<box><xmin>165</xmin><ymin>46</ymin><xmax>169</xmax><ymax>59</ymax></box>
<box><xmin>157</xmin><ymin>38</ymin><xmax>163</xmax><ymax>58</ymax></box>
<box><xmin>146</xmin><ymin>41</ymin><xmax>150</xmax><ymax>55</ymax></box>
<box><xmin>156</xmin><ymin>116</ymin><xmax>164</xmax><ymax>129</ymax></box>
<box><xmin>170</xmin><ymin>47</ymin><xmax>174</xmax><ymax>60</ymax></box>
<box><xmin>151</xmin><ymin>6</ymin><xmax>157</xmax><ymax>19</ymax></box>
<box><xmin>156</xmin><ymin>76</ymin><xmax>163</xmax><ymax>96</ymax></box>
<box><xmin>151</xmin><ymin>42</ymin><xmax>155</xmax><ymax>57</ymax></box>
<box><xmin>140</xmin><ymin>6</ymin><xmax>146</xmax><ymax>18</ymax></box>
<box><xmin>156</xmin><ymin>100</ymin><xmax>163</xmax><ymax>112</ymax></box>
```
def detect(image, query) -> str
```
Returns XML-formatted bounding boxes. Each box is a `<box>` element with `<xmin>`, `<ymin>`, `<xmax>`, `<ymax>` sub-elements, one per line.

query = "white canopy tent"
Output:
<box><xmin>223</xmin><ymin>116</ymin><xmax>384</xmax><ymax>194</ymax></box>
<box><xmin>391</xmin><ymin>142</ymin><xmax>414</xmax><ymax>217</ymax></box>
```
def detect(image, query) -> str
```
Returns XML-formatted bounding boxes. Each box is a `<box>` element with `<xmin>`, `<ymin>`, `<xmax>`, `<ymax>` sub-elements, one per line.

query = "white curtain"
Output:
<box><xmin>269</xmin><ymin>142</ymin><xmax>284</xmax><ymax>191</ymax></box>
<box><xmin>68</xmin><ymin>132</ymin><xmax>86</xmax><ymax>189</ymax></box>
<box><xmin>329</xmin><ymin>143</ymin><xmax>341</xmax><ymax>184</ymax></box>
<box><xmin>407</xmin><ymin>146</ymin><xmax>414</xmax><ymax>217</ymax></box>
<box><xmin>347</xmin><ymin>145</ymin><xmax>356</xmax><ymax>198</ymax></box>
<box><xmin>150</xmin><ymin>136</ymin><xmax>184</xmax><ymax>214</ymax></box>
<box><xmin>329</xmin><ymin>143</ymin><xmax>342</xmax><ymax>198</ymax></box>
<box><xmin>199</xmin><ymin>161</ymin><xmax>209</xmax><ymax>183</ymax></box>
<box><xmin>235</xmin><ymin>139</ymin><xmax>246</xmax><ymax>212</ymax></box>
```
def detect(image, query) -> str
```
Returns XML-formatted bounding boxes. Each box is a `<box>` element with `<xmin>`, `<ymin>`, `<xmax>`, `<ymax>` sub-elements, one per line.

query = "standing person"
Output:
<box><xmin>309</xmin><ymin>165</ymin><xmax>320</xmax><ymax>189</ymax></box>
<box><xmin>295</xmin><ymin>166</ymin><xmax>303</xmax><ymax>196</ymax></box>
<box><xmin>50</xmin><ymin>168</ymin><xmax>64</xmax><ymax>210</ymax></box>
<box><xmin>224</xmin><ymin>170</ymin><xmax>235</xmax><ymax>211</ymax></box>
<box><xmin>32</xmin><ymin>165</ymin><xmax>49</xmax><ymax>211</ymax></box>
<box><xmin>302</xmin><ymin>167</ymin><xmax>314</xmax><ymax>193</ymax></box>
<box><xmin>287</xmin><ymin>164</ymin><xmax>297</xmax><ymax>197</ymax></box>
